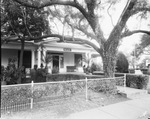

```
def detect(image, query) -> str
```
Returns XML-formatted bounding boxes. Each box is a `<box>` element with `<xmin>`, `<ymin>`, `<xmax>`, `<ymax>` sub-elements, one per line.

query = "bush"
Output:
<box><xmin>126</xmin><ymin>74</ymin><xmax>149</xmax><ymax>89</ymax></box>
<box><xmin>88</xmin><ymin>78</ymin><xmax>118</xmax><ymax>95</ymax></box>
<box><xmin>47</xmin><ymin>74</ymin><xmax>85</xmax><ymax>81</ymax></box>
<box><xmin>116</xmin><ymin>52</ymin><xmax>129</xmax><ymax>73</ymax></box>
<box><xmin>140</xmin><ymin>68</ymin><xmax>148</xmax><ymax>74</ymax></box>
<box><xmin>128</xmin><ymin>69</ymin><xmax>135</xmax><ymax>73</ymax></box>
<box><xmin>1</xmin><ymin>58</ymin><xmax>26</xmax><ymax>85</ymax></box>
<box><xmin>46</xmin><ymin>74</ymin><xmax>103</xmax><ymax>82</ymax></box>
<box><xmin>35</xmin><ymin>68</ymin><xmax>47</xmax><ymax>83</ymax></box>
<box><xmin>52</xmin><ymin>66</ymin><xmax>59</xmax><ymax>74</ymax></box>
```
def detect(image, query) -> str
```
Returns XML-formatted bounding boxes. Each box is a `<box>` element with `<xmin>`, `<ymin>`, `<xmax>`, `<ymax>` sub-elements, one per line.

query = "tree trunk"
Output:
<box><xmin>102</xmin><ymin>50</ymin><xmax>117</xmax><ymax>78</ymax></box>
<box><xmin>18</xmin><ymin>39</ymin><xmax>25</xmax><ymax>84</ymax></box>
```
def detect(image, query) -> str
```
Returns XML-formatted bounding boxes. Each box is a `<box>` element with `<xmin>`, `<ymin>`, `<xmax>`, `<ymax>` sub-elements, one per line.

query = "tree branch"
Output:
<box><xmin>106</xmin><ymin>0</ymin><xmax>138</xmax><ymax>50</ymax></box>
<box><xmin>13</xmin><ymin>0</ymin><xmax>89</xmax><ymax>21</ymax></box>
<box><xmin>13</xmin><ymin>0</ymin><xmax>105</xmax><ymax>41</ymax></box>
<box><xmin>107</xmin><ymin>2</ymin><xmax>114</xmax><ymax>27</ymax></box>
<box><xmin>21</xmin><ymin>7</ymin><xmax>32</xmax><ymax>37</ymax></box>
<box><xmin>121</xmin><ymin>30</ymin><xmax>150</xmax><ymax>38</ymax></box>
<box><xmin>130</xmin><ymin>5</ymin><xmax>150</xmax><ymax>16</ymax></box>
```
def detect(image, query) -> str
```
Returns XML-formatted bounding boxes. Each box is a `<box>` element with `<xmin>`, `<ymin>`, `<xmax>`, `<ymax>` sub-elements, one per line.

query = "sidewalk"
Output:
<box><xmin>66</xmin><ymin>94</ymin><xmax>150</xmax><ymax>119</ymax></box>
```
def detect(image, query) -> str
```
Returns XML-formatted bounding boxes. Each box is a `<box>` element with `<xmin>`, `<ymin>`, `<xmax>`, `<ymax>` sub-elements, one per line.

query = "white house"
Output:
<box><xmin>1</xmin><ymin>39</ymin><xmax>99</xmax><ymax>73</ymax></box>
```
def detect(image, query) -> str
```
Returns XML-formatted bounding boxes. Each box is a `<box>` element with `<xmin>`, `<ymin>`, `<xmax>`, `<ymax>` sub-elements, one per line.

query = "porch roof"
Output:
<box><xmin>43</xmin><ymin>42</ymin><xmax>92</xmax><ymax>49</ymax></box>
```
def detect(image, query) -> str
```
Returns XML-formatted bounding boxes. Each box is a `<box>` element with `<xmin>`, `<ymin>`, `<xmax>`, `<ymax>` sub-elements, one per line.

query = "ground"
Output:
<box><xmin>1</xmin><ymin>92</ymin><xmax>129</xmax><ymax>119</ymax></box>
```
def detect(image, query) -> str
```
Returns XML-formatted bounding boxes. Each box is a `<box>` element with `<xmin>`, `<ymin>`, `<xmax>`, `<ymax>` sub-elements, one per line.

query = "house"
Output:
<box><xmin>1</xmin><ymin>38</ymin><xmax>99</xmax><ymax>74</ymax></box>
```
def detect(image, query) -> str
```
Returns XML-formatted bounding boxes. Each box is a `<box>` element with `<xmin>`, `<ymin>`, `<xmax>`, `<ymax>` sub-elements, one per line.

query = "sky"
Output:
<box><xmin>118</xmin><ymin>34</ymin><xmax>141</xmax><ymax>55</ymax></box>
<box><xmin>99</xmin><ymin>0</ymin><xmax>150</xmax><ymax>56</ymax></box>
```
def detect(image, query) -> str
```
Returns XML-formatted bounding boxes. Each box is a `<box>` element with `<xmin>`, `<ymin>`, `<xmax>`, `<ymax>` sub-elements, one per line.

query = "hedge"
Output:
<box><xmin>1</xmin><ymin>76</ymin><xmax>120</xmax><ymax>109</ymax></box>
<box><xmin>46</xmin><ymin>74</ymin><xmax>104</xmax><ymax>82</ymax></box>
<box><xmin>126</xmin><ymin>74</ymin><xmax>149</xmax><ymax>89</ymax></box>
<box><xmin>1</xmin><ymin>80</ymin><xmax>86</xmax><ymax>108</ymax></box>
<box><xmin>88</xmin><ymin>78</ymin><xmax>118</xmax><ymax>95</ymax></box>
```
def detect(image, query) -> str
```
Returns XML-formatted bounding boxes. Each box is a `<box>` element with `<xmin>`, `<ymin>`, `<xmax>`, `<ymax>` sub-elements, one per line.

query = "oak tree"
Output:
<box><xmin>8</xmin><ymin>0</ymin><xmax>150</xmax><ymax>77</ymax></box>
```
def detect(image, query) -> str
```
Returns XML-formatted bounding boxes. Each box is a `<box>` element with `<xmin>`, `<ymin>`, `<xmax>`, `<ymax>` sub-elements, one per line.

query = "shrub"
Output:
<box><xmin>88</xmin><ymin>78</ymin><xmax>118</xmax><ymax>95</ymax></box>
<box><xmin>1</xmin><ymin>58</ymin><xmax>26</xmax><ymax>85</ymax></box>
<box><xmin>35</xmin><ymin>68</ymin><xmax>47</xmax><ymax>83</ymax></box>
<box><xmin>52</xmin><ymin>66</ymin><xmax>59</xmax><ymax>74</ymax></box>
<box><xmin>141</xmin><ymin>68</ymin><xmax>148</xmax><ymax>74</ymax></box>
<box><xmin>116</xmin><ymin>52</ymin><xmax>129</xmax><ymax>73</ymax></box>
<box><xmin>46</xmin><ymin>74</ymin><xmax>104</xmax><ymax>82</ymax></box>
<box><xmin>90</xmin><ymin>63</ymin><xmax>98</xmax><ymax>73</ymax></box>
<box><xmin>126</xmin><ymin>74</ymin><xmax>149</xmax><ymax>89</ymax></box>
<box><xmin>128</xmin><ymin>69</ymin><xmax>135</xmax><ymax>73</ymax></box>
<box><xmin>47</xmin><ymin>74</ymin><xmax>85</xmax><ymax>81</ymax></box>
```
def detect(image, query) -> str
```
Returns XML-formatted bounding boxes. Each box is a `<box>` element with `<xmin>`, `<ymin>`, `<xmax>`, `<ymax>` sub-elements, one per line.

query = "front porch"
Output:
<box><xmin>1</xmin><ymin>42</ymin><xmax>97</xmax><ymax>74</ymax></box>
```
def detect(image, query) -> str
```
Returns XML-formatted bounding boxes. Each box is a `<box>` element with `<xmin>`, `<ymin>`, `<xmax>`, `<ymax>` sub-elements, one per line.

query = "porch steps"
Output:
<box><xmin>117</xmin><ymin>86</ymin><xmax>148</xmax><ymax>99</ymax></box>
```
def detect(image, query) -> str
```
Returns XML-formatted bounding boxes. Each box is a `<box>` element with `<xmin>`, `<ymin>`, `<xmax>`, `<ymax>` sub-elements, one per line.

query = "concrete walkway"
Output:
<box><xmin>66</xmin><ymin>94</ymin><xmax>150</xmax><ymax>119</ymax></box>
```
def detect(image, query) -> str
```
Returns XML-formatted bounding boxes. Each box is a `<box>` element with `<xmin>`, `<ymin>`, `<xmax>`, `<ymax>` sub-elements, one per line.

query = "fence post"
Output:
<box><xmin>30</xmin><ymin>81</ymin><xmax>34</xmax><ymax>109</ymax></box>
<box><xmin>124</xmin><ymin>74</ymin><xmax>126</xmax><ymax>92</ymax></box>
<box><xmin>85</xmin><ymin>77</ymin><xmax>88</xmax><ymax>101</ymax></box>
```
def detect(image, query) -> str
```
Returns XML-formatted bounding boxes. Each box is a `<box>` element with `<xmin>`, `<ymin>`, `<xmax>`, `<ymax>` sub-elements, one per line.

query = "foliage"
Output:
<box><xmin>1</xmin><ymin>0</ymin><xmax>50</xmax><ymax>83</ymax></box>
<box><xmin>116</xmin><ymin>52</ymin><xmax>129</xmax><ymax>73</ymax></box>
<box><xmin>140</xmin><ymin>68</ymin><xmax>148</xmax><ymax>74</ymax></box>
<box><xmin>47</xmin><ymin>74</ymin><xmax>103</xmax><ymax>82</ymax></box>
<box><xmin>90</xmin><ymin>63</ymin><xmax>97</xmax><ymax>73</ymax></box>
<box><xmin>136</xmin><ymin>35</ymin><xmax>150</xmax><ymax>56</ymax></box>
<box><xmin>1</xmin><ymin>80</ymin><xmax>86</xmax><ymax>108</ymax></box>
<box><xmin>35</xmin><ymin>68</ymin><xmax>47</xmax><ymax>82</ymax></box>
<box><xmin>4</xmin><ymin>0</ymin><xmax>150</xmax><ymax>78</ymax></box>
<box><xmin>1</xmin><ymin>84</ymin><xmax>32</xmax><ymax>108</ymax></box>
<box><xmin>47</xmin><ymin>74</ymin><xmax>85</xmax><ymax>81</ymax></box>
<box><xmin>131</xmin><ymin>35</ymin><xmax>150</xmax><ymax>59</ymax></box>
<box><xmin>126</xmin><ymin>74</ymin><xmax>149</xmax><ymax>89</ymax></box>
<box><xmin>52</xmin><ymin>66</ymin><xmax>59</xmax><ymax>74</ymax></box>
<box><xmin>1</xmin><ymin>58</ymin><xmax>26</xmax><ymax>85</ymax></box>
<box><xmin>88</xmin><ymin>78</ymin><xmax>118</xmax><ymax>96</ymax></box>
<box><xmin>1</xmin><ymin>76</ymin><xmax>119</xmax><ymax>108</ymax></box>
<box><xmin>1</xmin><ymin>0</ymin><xmax>49</xmax><ymax>41</ymax></box>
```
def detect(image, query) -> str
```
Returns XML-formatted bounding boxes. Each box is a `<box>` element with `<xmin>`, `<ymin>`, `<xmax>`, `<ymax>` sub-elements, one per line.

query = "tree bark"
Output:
<box><xmin>101</xmin><ymin>47</ymin><xmax>117</xmax><ymax>78</ymax></box>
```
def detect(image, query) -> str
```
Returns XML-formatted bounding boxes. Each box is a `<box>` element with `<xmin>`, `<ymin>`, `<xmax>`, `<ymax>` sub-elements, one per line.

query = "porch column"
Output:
<box><xmin>37</xmin><ymin>47</ymin><xmax>41</xmax><ymax>68</ymax></box>
<box><xmin>31</xmin><ymin>50</ymin><xmax>36</xmax><ymax>68</ymax></box>
<box><xmin>85</xmin><ymin>52</ymin><xmax>91</xmax><ymax>67</ymax></box>
<box><xmin>42</xmin><ymin>48</ymin><xmax>47</xmax><ymax>67</ymax></box>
